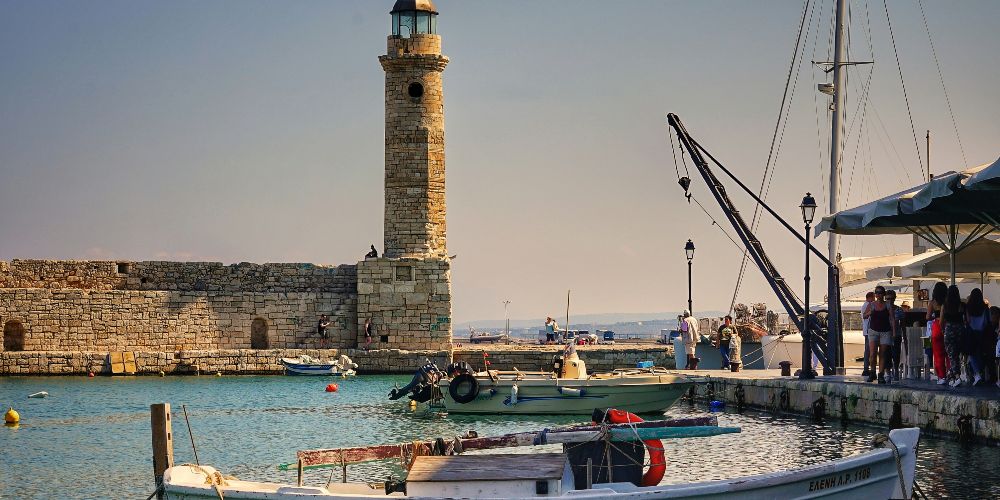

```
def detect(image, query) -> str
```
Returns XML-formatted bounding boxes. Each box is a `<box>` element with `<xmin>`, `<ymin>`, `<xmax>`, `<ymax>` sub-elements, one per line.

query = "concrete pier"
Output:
<box><xmin>681</xmin><ymin>368</ymin><xmax>1000</xmax><ymax>445</ymax></box>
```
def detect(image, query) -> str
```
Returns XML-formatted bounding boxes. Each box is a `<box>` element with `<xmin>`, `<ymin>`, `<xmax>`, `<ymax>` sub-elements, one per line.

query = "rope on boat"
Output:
<box><xmin>872</xmin><ymin>433</ymin><xmax>908</xmax><ymax>499</ymax></box>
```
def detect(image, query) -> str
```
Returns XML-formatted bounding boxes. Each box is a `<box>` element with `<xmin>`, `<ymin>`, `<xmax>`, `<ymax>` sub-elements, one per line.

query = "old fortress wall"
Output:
<box><xmin>0</xmin><ymin>259</ymin><xmax>359</xmax><ymax>353</ymax></box>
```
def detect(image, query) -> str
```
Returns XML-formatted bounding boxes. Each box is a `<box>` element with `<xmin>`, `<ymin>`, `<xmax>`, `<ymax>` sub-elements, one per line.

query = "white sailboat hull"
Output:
<box><xmin>163</xmin><ymin>428</ymin><xmax>920</xmax><ymax>499</ymax></box>
<box><xmin>760</xmin><ymin>330</ymin><xmax>867</xmax><ymax>369</ymax></box>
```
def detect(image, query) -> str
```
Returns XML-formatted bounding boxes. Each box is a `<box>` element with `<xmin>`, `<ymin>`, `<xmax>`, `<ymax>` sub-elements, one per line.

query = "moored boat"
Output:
<box><xmin>281</xmin><ymin>354</ymin><xmax>358</xmax><ymax>376</ymax></box>
<box><xmin>161</xmin><ymin>417</ymin><xmax>920</xmax><ymax>499</ymax></box>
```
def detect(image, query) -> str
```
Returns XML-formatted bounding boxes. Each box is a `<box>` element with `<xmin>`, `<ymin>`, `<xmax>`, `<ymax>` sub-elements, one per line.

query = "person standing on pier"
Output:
<box><xmin>861</xmin><ymin>292</ymin><xmax>875</xmax><ymax>378</ymax></box>
<box><xmin>886</xmin><ymin>290</ymin><xmax>904</xmax><ymax>382</ymax></box>
<box><xmin>964</xmin><ymin>288</ymin><xmax>989</xmax><ymax>386</ymax></box>
<box><xmin>942</xmin><ymin>285</ymin><xmax>966</xmax><ymax>387</ymax></box>
<box><xmin>864</xmin><ymin>286</ymin><xmax>895</xmax><ymax>384</ymax></box>
<box><xmin>681</xmin><ymin>310</ymin><xmax>700</xmax><ymax>370</ymax></box>
<box><xmin>927</xmin><ymin>282</ymin><xmax>949</xmax><ymax>384</ymax></box>
<box><xmin>716</xmin><ymin>316</ymin><xmax>735</xmax><ymax>370</ymax></box>
<box><xmin>363</xmin><ymin>317</ymin><xmax>374</xmax><ymax>351</ymax></box>
<box><xmin>544</xmin><ymin>317</ymin><xmax>557</xmax><ymax>344</ymax></box>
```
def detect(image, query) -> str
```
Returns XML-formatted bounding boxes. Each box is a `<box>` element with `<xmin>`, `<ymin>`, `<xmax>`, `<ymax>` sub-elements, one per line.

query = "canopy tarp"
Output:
<box><xmin>816</xmin><ymin>157</ymin><xmax>1000</xmax><ymax>282</ymax></box>
<box><xmin>864</xmin><ymin>238</ymin><xmax>1000</xmax><ymax>281</ymax></box>
<box><xmin>838</xmin><ymin>253</ymin><xmax>914</xmax><ymax>286</ymax></box>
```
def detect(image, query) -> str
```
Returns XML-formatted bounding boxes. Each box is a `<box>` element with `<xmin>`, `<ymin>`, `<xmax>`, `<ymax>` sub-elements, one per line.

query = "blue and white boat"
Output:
<box><xmin>280</xmin><ymin>355</ymin><xmax>357</xmax><ymax>376</ymax></box>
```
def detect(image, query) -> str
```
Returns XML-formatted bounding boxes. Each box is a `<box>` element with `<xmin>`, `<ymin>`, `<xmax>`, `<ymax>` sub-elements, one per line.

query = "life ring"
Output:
<box><xmin>449</xmin><ymin>373</ymin><xmax>479</xmax><ymax>404</ymax></box>
<box><xmin>604</xmin><ymin>409</ymin><xmax>665</xmax><ymax>487</ymax></box>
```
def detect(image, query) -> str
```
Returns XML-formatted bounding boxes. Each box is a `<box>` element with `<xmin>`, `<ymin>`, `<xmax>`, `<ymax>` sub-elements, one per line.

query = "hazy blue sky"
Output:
<box><xmin>2</xmin><ymin>1</ymin><xmax>998</xmax><ymax>324</ymax></box>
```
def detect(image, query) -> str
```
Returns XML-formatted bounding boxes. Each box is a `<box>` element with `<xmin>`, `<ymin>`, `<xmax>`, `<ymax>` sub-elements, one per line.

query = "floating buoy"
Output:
<box><xmin>325</xmin><ymin>383</ymin><xmax>339</xmax><ymax>392</ymax></box>
<box><xmin>709</xmin><ymin>400</ymin><xmax>725</xmax><ymax>412</ymax></box>
<box><xmin>27</xmin><ymin>391</ymin><xmax>48</xmax><ymax>399</ymax></box>
<box><xmin>409</xmin><ymin>400</ymin><xmax>417</xmax><ymax>410</ymax></box>
<box><xmin>4</xmin><ymin>407</ymin><xmax>19</xmax><ymax>425</ymax></box>
<box><xmin>88</xmin><ymin>371</ymin><xmax>95</xmax><ymax>378</ymax></box>
<box><xmin>216</xmin><ymin>371</ymin><xmax>222</xmax><ymax>377</ymax></box>
<box><xmin>159</xmin><ymin>371</ymin><xmax>165</xmax><ymax>377</ymax></box>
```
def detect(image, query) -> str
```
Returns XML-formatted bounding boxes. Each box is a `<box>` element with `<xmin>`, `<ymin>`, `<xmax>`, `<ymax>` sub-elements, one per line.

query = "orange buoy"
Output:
<box><xmin>604</xmin><ymin>409</ymin><xmax>665</xmax><ymax>487</ymax></box>
<box><xmin>325</xmin><ymin>383</ymin><xmax>339</xmax><ymax>392</ymax></box>
<box><xmin>88</xmin><ymin>371</ymin><xmax>95</xmax><ymax>378</ymax></box>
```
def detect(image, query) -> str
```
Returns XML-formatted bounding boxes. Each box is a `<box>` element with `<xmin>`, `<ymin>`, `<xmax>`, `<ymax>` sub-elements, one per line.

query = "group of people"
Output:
<box><xmin>861</xmin><ymin>282</ymin><xmax>1000</xmax><ymax>388</ymax></box>
<box><xmin>925</xmin><ymin>283</ymin><xmax>1000</xmax><ymax>388</ymax></box>
<box><xmin>316</xmin><ymin>314</ymin><xmax>375</xmax><ymax>350</ymax></box>
<box><xmin>678</xmin><ymin>311</ymin><xmax>742</xmax><ymax>371</ymax></box>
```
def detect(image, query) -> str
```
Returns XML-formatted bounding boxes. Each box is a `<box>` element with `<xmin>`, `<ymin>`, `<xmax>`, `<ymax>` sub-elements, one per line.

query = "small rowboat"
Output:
<box><xmin>280</xmin><ymin>355</ymin><xmax>357</xmax><ymax>376</ymax></box>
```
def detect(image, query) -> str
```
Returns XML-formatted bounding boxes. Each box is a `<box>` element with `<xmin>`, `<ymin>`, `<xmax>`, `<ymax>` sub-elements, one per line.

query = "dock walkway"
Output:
<box><xmin>680</xmin><ymin>367</ymin><xmax>1000</xmax><ymax>444</ymax></box>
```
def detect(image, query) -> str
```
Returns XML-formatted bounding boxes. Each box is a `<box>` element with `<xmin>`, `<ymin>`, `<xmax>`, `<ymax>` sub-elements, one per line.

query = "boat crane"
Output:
<box><xmin>666</xmin><ymin>113</ymin><xmax>843</xmax><ymax>375</ymax></box>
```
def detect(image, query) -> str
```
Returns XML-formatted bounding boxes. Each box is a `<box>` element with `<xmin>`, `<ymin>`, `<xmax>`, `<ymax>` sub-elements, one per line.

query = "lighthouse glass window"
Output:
<box><xmin>393</xmin><ymin>12</ymin><xmax>416</xmax><ymax>37</ymax></box>
<box><xmin>416</xmin><ymin>12</ymin><xmax>429</xmax><ymax>34</ymax></box>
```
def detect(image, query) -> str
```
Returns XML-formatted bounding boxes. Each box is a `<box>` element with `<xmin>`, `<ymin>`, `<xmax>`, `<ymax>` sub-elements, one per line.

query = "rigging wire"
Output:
<box><xmin>728</xmin><ymin>0</ymin><xmax>813</xmax><ymax>314</ymax></box>
<box><xmin>882</xmin><ymin>0</ymin><xmax>925</xmax><ymax>175</ymax></box>
<box><xmin>917</xmin><ymin>0</ymin><xmax>968</xmax><ymax>167</ymax></box>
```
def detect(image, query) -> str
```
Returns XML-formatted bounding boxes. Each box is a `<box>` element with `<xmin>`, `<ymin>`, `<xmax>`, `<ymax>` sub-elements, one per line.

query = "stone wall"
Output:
<box><xmin>0</xmin><ymin>348</ymin><xmax>451</xmax><ymax>375</ymax></box>
<box><xmin>0</xmin><ymin>289</ymin><xmax>356</xmax><ymax>352</ymax></box>
<box><xmin>0</xmin><ymin>259</ymin><xmax>355</xmax><ymax>293</ymax></box>
<box><xmin>697</xmin><ymin>375</ymin><xmax>1000</xmax><ymax>444</ymax></box>
<box><xmin>356</xmin><ymin>258</ymin><xmax>451</xmax><ymax>350</ymax></box>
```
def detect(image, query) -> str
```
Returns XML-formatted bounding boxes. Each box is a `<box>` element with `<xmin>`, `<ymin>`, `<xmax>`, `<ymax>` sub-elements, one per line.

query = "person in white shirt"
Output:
<box><xmin>681</xmin><ymin>310</ymin><xmax>700</xmax><ymax>370</ymax></box>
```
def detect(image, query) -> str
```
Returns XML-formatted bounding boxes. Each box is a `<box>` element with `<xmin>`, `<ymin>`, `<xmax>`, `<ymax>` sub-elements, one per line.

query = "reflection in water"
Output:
<box><xmin>0</xmin><ymin>375</ymin><xmax>995</xmax><ymax>499</ymax></box>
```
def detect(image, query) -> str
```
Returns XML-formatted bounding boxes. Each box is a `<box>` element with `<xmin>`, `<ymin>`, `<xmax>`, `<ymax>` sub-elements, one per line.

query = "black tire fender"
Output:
<box><xmin>449</xmin><ymin>373</ymin><xmax>479</xmax><ymax>404</ymax></box>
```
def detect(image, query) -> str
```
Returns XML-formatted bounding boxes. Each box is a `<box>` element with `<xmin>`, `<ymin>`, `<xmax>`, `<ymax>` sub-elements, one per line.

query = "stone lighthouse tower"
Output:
<box><xmin>356</xmin><ymin>0</ymin><xmax>453</xmax><ymax>351</ymax></box>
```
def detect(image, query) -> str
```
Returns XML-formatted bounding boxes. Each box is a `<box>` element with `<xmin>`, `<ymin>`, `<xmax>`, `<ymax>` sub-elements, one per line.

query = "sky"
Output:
<box><xmin>2</xmin><ymin>0</ymin><xmax>998</xmax><ymax>325</ymax></box>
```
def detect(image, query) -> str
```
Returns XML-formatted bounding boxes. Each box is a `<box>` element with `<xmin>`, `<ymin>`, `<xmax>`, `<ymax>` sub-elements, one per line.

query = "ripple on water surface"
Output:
<box><xmin>1</xmin><ymin>375</ymin><xmax>996</xmax><ymax>499</ymax></box>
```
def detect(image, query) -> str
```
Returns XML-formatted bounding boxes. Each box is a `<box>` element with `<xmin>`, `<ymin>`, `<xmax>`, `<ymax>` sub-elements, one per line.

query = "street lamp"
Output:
<box><xmin>502</xmin><ymin>300</ymin><xmax>511</xmax><ymax>338</ymax></box>
<box><xmin>684</xmin><ymin>239</ymin><xmax>695</xmax><ymax>314</ymax></box>
<box><xmin>800</xmin><ymin>193</ymin><xmax>818</xmax><ymax>380</ymax></box>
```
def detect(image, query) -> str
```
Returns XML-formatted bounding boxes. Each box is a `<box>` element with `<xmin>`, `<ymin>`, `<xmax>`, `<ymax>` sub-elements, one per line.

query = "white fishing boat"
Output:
<box><xmin>160</xmin><ymin>419</ymin><xmax>920</xmax><ymax>499</ymax></box>
<box><xmin>281</xmin><ymin>355</ymin><xmax>358</xmax><ymax>376</ymax></box>
<box><xmin>390</xmin><ymin>346</ymin><xmax>694</xmax><ymax>415</ymax></box>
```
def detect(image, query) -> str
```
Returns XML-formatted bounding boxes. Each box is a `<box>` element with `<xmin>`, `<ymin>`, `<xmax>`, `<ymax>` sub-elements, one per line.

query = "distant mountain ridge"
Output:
<box><xmin>455</xmin><ymin>311</ymin><xmax>726</xmax><ymax>330</ymax></box>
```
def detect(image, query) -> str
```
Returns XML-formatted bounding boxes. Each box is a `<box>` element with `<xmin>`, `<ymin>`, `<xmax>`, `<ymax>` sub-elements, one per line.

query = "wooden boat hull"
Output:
<box><xmin>438</xmin><ymin>372</ymin><xmax>694</xmax><ymax>415</ymax></box>
<box><xmin>162</xmin><ymin>428</ymin><xmax>920</xmax><ymax>499</ymax></box>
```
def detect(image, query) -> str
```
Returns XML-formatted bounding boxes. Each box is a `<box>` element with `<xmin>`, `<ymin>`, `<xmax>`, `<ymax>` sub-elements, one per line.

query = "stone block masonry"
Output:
<box><xmin>0</xmin><ymin>260</ymin><xmax>358</xmax><ymax>353</ymax></box>
<box><xmin>356</xmin><ymin>257</ymin><xmax>452</xmax><ymax>350</ymax></box>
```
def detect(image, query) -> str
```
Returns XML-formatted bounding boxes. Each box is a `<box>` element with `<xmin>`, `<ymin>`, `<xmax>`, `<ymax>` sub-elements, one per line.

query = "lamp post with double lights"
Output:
<box><xmin>800</xmin><ymin>193</ymin><xmax>818</xmax><ymax>380</ymax></box>
<box><xmin>685</xmin><ymin>239</ymin><xmax>695</xmax><ymax>315</ymax></box>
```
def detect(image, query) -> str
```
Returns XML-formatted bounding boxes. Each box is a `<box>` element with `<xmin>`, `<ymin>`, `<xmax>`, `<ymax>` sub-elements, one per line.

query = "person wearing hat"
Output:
<box><xmin>680</xmin><ymin>310</ymin><xmax>700</xmax><ymax>370</ymax></box>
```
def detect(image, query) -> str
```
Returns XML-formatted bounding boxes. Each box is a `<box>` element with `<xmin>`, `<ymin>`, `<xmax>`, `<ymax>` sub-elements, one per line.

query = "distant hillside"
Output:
<box><xmin>455</xmin><ymin>311</ymin><xmax>727</xmax><ymax>331</ymax></box>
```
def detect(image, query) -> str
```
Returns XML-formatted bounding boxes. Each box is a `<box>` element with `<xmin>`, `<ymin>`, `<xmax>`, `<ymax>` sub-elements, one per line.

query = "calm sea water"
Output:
<box><xmin>1</xmin><ymin>375</ymin><xmax>996</xmax><ymax>499</ymax></box>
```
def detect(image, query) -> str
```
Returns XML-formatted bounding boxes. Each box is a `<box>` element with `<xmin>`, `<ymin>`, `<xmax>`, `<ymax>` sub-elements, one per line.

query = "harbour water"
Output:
<box><xmin>1</xmin><ymin>375</ymin><xmax>997</xmax><ymax>499</ymax></box>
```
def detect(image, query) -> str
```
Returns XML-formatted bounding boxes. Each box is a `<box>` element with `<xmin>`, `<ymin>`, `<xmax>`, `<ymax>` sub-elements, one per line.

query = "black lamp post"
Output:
<box><xmin>800</xmin><ymin>193</ymin><xmax>818</xmax><ymax>380</ymax></box>
<box><xmin>684</xmin><ymin>239</ymin><xmax>695</xmax><ymax>314</ymax></box>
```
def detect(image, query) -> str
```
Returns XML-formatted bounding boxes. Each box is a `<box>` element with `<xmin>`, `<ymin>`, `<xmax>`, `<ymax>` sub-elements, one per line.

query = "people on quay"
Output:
<box><xmin>941</xmin><ymin>285</ymin><xmax>965</xmax><ymax>388</ymax></box>
<box><xmin>363</xmin><ymin>317</ymin><xmax>374</xmax><ymax>351</ymax></box>
<box><xmin>965</xmin><ymin>288</ymin><xmax>990</xmax><ymax>386</ymax></box>
<box><xmin>863</xmin><ymin>286</ymin><xmax>895</xmax><ymax>384</ymax></box>
<box><xmin>317</xmin><ymin>314</ymin><xmax>331</xmax><ymax>348</ymax></box>
<box><xmin>544</xmin><ymin>317</ymin><xmax>558</xmax><ymax>344</ymax></box>
<box><xmin>715</xmin><ymin>316</ymin><xmax>735</xmax><ymax>370</ymax></box>
<box><xmin>927</xmin><ymin>281</ymin><xmax>950</xmax><ymax>384</ymax></box>
<box><xmin>885</xmin><ymin>289</ymin><xmax>905</xmax><ymax>382</ymax></box>
<box><xmin>681</xmin><ymin>310</ymin><xmax>700</xmax><ymax>370</ymax></box>
<box><xmin>861</xmin><ymin>292</ymin><xmax>876</xmax><ymax>378</ymax></box>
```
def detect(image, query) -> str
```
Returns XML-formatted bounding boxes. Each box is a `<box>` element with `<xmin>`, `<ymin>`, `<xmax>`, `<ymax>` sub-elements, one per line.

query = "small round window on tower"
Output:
<box><xmin>408</xmin><ymin>82</ymin><xmax>424</xmax><ymax>99</ymax></box>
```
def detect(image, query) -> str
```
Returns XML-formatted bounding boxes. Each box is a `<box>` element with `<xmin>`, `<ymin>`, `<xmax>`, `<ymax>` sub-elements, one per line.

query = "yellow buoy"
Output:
<box><xmin>158</xmin><ymin>370</ymin><xmax>165</xmax><ymax>377</ymax></box>
<box><xmin>5</xmin><ymin>407</ymin><xmax>20</xmax><ymax>425</ymax></box>
<box><xmin>216</xmin><ymin>371</ymin><xmax>222</xmax><ymax>377</ymax></box>
<box><xmin>408</xmin><ymin>400</ymin><xmax>417</xmax><ymax>410</ymax></box>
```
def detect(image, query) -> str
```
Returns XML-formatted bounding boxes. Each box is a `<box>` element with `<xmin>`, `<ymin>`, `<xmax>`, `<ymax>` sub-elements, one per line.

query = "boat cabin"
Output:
<box><xmin>406</xmin><ymin>453</ymin><xmax>573</xmax><ymax>497</ymax></box>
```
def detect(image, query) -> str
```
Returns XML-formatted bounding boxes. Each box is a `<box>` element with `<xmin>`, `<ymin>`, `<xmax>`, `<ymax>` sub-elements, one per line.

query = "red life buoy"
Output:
<box><xmin>603</xmin><ymin>409</ymin><xmax>665</xmax><ymax>487</ymax></box>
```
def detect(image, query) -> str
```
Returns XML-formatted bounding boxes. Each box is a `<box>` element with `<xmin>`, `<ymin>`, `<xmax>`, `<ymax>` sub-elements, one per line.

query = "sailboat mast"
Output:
<box><xmin>828</xmin><ymin>0</ymin><xmax>848</xmax><ymax>265</ymax></box>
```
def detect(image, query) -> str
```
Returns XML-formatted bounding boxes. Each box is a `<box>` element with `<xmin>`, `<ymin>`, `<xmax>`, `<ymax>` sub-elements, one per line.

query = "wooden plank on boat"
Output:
<box><xmin>291</xmin><ymin>416</ymin><xmax>719</xmax><ymax>469</ymax></box>
<box><xmin>407</xmin><ymin>454</ymin><xmax>567</xmax><ymax>482</ymax></box>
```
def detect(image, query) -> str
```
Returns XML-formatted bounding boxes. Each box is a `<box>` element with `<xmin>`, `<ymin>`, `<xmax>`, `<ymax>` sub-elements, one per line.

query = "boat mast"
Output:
<box><xmin>829</xmin><ymin>0</ymin><xmax>847</xmax><ymax>266</ymax></box>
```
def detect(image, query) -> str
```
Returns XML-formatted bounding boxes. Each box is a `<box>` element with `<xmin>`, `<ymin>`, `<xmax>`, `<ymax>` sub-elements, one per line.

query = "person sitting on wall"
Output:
<box><xmin>365</xmin><ymin>245</ymin><xmax>379</xmax><ymax>259</ymax></box>
<box><xmin>317</xmin><ymin>314</ymin><xmax>331</xmax><ymax>348</ymax></box>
